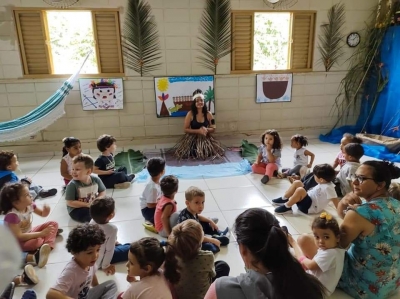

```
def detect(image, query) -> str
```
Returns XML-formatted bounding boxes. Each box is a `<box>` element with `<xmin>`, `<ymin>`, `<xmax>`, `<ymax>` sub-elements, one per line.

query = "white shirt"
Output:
<box><xmin>336</xmin><ymin>161</ymin><xmax>359</xmax><ymax>196</ymax></box>
<box><xmin>307</xmin><ymin>248</ymin><xmax>345</xmax><ymax>296</ymax></box>
<box><xmin>139</xmin><ymin>180</ymin><xmax>161</xmax><ymax>210</ymax></box>
<box><xmin>293</xmin><ymin>147</ymin><xmax>308</xmax><ymax>167</ymax></box>
<box><xmin>307</xmin><ymin>183</ymin><xmax>337</xmax><ymax>214</ymax></box>
<box><xmin>62</xmin><ymin>154</ymin><xmax>73</xmax><ymax>175</ymax></box>
<box><xmin>89</xmin><ymin>221</ymin><xmax>118</xmax><ymax>269</ymax></box>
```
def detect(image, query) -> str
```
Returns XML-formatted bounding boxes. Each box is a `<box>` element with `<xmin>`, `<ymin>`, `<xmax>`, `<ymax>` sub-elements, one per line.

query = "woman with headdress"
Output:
<box><xmin>173</xmin><ymin>89</ymin><xmax>224</xmax><ymax>160</ymax></box>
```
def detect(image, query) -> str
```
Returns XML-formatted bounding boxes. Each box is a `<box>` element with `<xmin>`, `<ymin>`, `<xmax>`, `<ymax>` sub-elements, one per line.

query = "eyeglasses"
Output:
<box><xmin>350</xmin><ymin>174</ymin><xmax>375</xmax><ymax>184</ymax></box>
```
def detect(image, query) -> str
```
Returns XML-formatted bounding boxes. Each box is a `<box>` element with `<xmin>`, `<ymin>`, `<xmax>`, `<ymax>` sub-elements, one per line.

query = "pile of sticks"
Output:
<box><xmin>172</xmin><ymin>134</ymin><xmax>225</xmax><ymax>160</ymax></box>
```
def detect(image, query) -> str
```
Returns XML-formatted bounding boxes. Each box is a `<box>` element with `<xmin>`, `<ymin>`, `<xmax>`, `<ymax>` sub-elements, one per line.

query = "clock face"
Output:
<box><xmin>347</xmin><ymin>32</ymin><xmax>360</xmax><ymax>47</ymax></box>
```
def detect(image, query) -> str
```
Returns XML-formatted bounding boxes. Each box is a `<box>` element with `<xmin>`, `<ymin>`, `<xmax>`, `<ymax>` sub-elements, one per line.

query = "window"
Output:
<box><xmin>14</xmin><ymin>9</ymin><xmax>124</xmax><ymax>77</ymax></box>
<box><xmin>231</xmin><ymin>11</ymin><xmax>316</xmax><ymax>73</ymax></box>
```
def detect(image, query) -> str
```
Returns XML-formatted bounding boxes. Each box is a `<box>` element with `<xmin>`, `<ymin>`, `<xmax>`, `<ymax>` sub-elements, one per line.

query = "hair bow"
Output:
<box><xmin>320</xmin><ymin>212</ymin><xmax>332</xmax><ymax>221</ymax></box>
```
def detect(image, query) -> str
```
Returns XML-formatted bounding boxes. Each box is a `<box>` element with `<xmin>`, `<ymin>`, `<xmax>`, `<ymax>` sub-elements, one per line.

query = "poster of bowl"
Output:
<box><xmin>79</xmin><ymin>78</ymin><xmax>123</xmax><ymax>110</ymax></box>
<box><xmin>256</xmin><ymin>74</ymin><xmax>293</xmax><ymax>103</ymax></box>
<box><xmin>154</xmin><ymin>75</ymin><xmax>215</xmax><ymax>118</ymax></box>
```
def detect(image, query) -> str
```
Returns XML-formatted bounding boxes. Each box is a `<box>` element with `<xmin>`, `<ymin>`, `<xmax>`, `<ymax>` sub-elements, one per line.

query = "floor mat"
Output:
<box><xmin>143</xmin><ymin>148</ymin><xmax>244</xmax><ymax>167</ymax></box>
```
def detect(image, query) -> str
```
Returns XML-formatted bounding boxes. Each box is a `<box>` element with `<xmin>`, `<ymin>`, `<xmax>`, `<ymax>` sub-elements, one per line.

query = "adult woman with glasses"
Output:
<box><xmin>296</xmin><ymin>160</ymin><xmax>400</xmax><ymax>299</ymax></box>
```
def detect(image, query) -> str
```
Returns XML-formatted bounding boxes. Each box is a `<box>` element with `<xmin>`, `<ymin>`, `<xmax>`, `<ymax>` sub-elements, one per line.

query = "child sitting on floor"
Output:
<box><xmin>0</xmin><ymin>183</ymin><xmax>59</xmax><ymax>252</ymax></box>
<box><xmin>0</xmin><ymin>151</ymin><xmax>57</xmax><ymax>199</ymax></box>
<box><xmin>178</xmin><ymin>186</ymin><xmax>229</xmax><ymax>253</ymax></box>
<box><xmin>118</xmin><ymin>237</ymin><xmax>173</xmax><ymax>299</ymax></box>
<box><xmin>90</xmin><ymin>196</ymin><xmax>129</xmax><ymax>275</ymax></box>
<box><xmin>335</xmin><ymin>143</ymin><xmax>364</xmax><ymax>197</ymax></box>
<box><xmin>251</xmin><ymin>129</ymin><xmax>282</xmax><ymax>184</ymax></box>
<box><xmin>140</xmin><ymin>157</ymin><xmax>165</xmax><ymax>233</ymax></box>
<box><xmin>65</xmin><ymin>154</ymin><xmax>106</xmax><ymax>223</ymax></box>
<box><xmin>46</xmin><ymin>224</ymin><xmax>118</xmax><ymax>299</ymax></box>
<box><xmin>280</xmin><ymin>134</ymin><xmax>315</xmax><ymax>179</ymax></box>
<box><xmin>273</xmin><ymin>164</ymin><xmax>338</xmax><ymax>215</ymax></box>
<box><xmin>288</xmin><ymin>213</ymin><xmax>345</xmax><ymax>296</ymax></box>
<box><xmin>94</xmin><ymin>134</ymin><xmax>135</xmax><ymax>189</ymax></box>
<box><xmin>165</xmin><ymin>220</ymin><xmax>230</xmax><ymax>299</ymax></box>
<box><xmin>60</xmin><ymin>137</ymin><xmax>81</xmax><ymax>186</ymax></box>
<box><xmin>333</xmin><ymin>133</ymin><xmax>363</xmax><ymax>170</ymax></box>
<box><xmin>154</xmin><ymin>175</ymin><xmax>179</xmax><ymax>237</ymax></box>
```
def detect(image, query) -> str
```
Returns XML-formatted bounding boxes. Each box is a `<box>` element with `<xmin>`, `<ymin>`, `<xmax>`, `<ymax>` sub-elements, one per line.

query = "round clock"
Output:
<box><xmin>347</xmin><ymin>32</ymin><xmax>360</xmax><ymax>47</ymax></box>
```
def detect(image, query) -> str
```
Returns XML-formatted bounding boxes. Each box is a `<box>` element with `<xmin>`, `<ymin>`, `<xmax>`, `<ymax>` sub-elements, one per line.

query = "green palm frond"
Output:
<box><xmin>318</xmin><ymin>3</ymin><xmax>346</xmax><ymax>72</ymax></box>
<box><xmin>122</xmin><ymin>0</ymin><xmax>162</xmax><ymax>76</ymax></box>
<box><xmin>197</xmin><ymin>0</ymin><xmax>232</xmax><ymax>75</ymax></box>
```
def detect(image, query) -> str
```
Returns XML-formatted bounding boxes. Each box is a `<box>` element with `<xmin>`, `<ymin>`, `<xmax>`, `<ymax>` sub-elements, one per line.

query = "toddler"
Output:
<box><xmin>178</xmin><ymin>186</ymin><xmax>229</xmax><ymax>253</ymax></box>
<box><xmin>332</xmin><ymin>133</ymin><xmax>363</xmax><ymax>170</ymax></box>
<box><xmin>165</xmin><ymin>220</ymin><xmax>230</xmax><ymax>299</ymax></box>
<box><xmin>90</xmin><ymin>197</ymin><xmax>129</xmax><ymax>275</ymax></box>
<box><xmin>118</xmin><ymin>238</ymin><xmax>173</xmax><ymax>299</ymax></box>
<box><xmin>288</xmin><ymin>213</ymin><xmax>345</xmax><ymax>296</ymax></box>
<box><xmin>0</xmin><ymin>151</ymin><xmax>57</xmax><ymax>199</ymax></box>
<box><xmin>46</xmin><ymin>224</ymin><xmax>118</xmax><ymax>299</ymax></box>
<box><xmin>65</xmin><ymin>154</ymin><xmax>106</xmax><ymax>223</ymax></box>
<box><xmin>273</xmin><ymin>164</ymin><xmax>338</xmax><ymax>215</ymax></box>
<box><xmin>0</xmin><ymin>183</ymin><xmax>58</xmax><ymax>252</ymax></box>
<box><xmin>252</xmin><ymin>129</ymin><xmax>282</xmax><ymax>184</ymax></box>
<box><xmin>94</xmin><ymin>134</ymin><xmax>135</xmax><ymax>189</ymax></box>
<box><xmin>154</xmin><ymin>175</ymin><xmax>179</xmax><ymax>237</ymax></box>
<box><xmin>60</xmin><ymin>137</ymin><xmax>81</xmax><ymax>186</ymax></box>
<box><xmin>335</xmin><ymin>143</ymin><xmax>364</xmax><ymax>197</ymax></box>
<box><xmin>280</xmin><ymin>134</ymin><xmax>315</xmax><ymax>179</ymax></box>
<box><xmin>140</xmin><ymin>157</ymin><xmax>165</xmax><ymax>233</ymax></box>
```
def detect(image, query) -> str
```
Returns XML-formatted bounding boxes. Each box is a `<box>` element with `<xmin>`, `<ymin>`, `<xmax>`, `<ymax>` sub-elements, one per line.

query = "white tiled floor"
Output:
<box><xmin>6</xmin><ymin>140</ymin><xmax>397</xmax><ymax>298</ymax></box>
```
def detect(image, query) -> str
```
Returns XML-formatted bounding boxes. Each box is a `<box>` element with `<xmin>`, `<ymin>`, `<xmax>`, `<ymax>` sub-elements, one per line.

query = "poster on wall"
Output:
<box><xmin>79</xmin><ymin>78</ymin><xmax>124</xmax><ymax>110</ymax></box>
<box><xmin>256</xmin><ymin>74</ymin><xmax>293</xmax><ymax>103</ymax></box>
<box><xmin>154</xmin><ymin>75</ymin><xmax>215</xmax><ymax>118</ymax></box>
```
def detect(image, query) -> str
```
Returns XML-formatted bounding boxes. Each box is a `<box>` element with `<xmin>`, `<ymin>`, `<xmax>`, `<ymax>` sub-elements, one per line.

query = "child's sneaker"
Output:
<box><xmin>0</xmin><ymin>282</ymin><xmax>15</xmax><ymax>299</ymax></box>
<box><xmin>21</xmin><ymin>265</ymin><xmax>39</xmax><ymax>285</ymax></box>
<box><xmin>127</xmin><ymin>174</ymin><xmax>136</xmax><ymax>182</ymax></box>
<box><xmin>212</xmin><ymin>235</ymin><xmax>229</xmax><ymax>246</ymax></box>
<box><xmin>261</xmin><ymin>175</ymin><xmax>270</xmax><ymax>184</ymax></box>
<box><xmin>272</xmin><ymin>197</ymin><xmax>288</xmax><ymax>205</ymax></box>
<box><xmin>274</xmin><ymin>205</ymin><xmax>293</xmax><ymax>215</ymax></box>
<box><xmin>114</xmin><ymin>182</ymin><xmax>131</xmax><ymax>189</ymax></box>
<box><xmin>21</xmin><ymin>289</ymin><xmax>37</xmax><ymax>299</ymax></box>
<box><xmin>38</xmin><ymin>188</ymin><xmax>57</xmax><ymax>198</ymax></box>
<box><xmin>142</xmin><ymin>221</ymin><xmax>158</xmax><ymax>234</ymax></box>
<box><xmin>57</xmin><ymin>228</ymin><xmax>63</xmax><ymax>236</ymax></box>
<box><xmin>219</xmin><ymin>227</ymin><xmax>229</xmax><ymax>236</ymax></box>
<box><xmin>34</xmin><ymin>244</ymin><xmax>51</xmax><ymax>268</ymax></box>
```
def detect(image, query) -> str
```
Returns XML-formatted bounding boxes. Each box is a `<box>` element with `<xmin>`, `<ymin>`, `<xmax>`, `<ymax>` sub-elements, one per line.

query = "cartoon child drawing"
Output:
<box><xmin>90</xmin><ymin>79</ymin><xmax>117</xmax><ymax>109</ymax></box>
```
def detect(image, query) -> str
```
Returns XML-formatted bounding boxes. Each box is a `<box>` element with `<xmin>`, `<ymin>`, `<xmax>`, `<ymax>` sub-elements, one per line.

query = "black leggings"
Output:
<box><xmin>69</xmin><ymin>207</ymin><xmax>91</xmax><ymax>223</ymax></box>
<box><xmin>100</xmin><ymin>167</ymin><xmax>129</xmax><ymax>188</ymax></box>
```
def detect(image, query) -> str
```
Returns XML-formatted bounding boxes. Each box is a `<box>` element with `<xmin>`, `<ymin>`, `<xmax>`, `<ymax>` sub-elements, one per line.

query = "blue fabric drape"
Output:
<box><xmin>320</xmin><ymin>26</ymin><xmax>400</xmax><ymax>161</ymax></box>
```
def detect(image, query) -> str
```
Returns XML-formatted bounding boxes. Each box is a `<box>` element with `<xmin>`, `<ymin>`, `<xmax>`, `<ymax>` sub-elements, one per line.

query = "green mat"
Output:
<box><xmin>241</xmin><ymin>139</ymin><xmax>258</xmax><ymax>164</ymax></box>
<box><xmin>114</xmin><ymin>149</ymin><xmax>146</xmax><ymax>174</ymax></box>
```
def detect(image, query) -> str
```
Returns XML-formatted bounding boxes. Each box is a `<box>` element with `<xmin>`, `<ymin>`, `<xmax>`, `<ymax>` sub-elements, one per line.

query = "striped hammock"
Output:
<box><xmin>0</xmin><ymin>53</ymin><xmax>90</xmax><ymax>142</ymax></box>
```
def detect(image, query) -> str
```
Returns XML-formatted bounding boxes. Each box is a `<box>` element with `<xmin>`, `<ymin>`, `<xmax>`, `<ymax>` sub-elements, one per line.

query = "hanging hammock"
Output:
<box><xmin>0</xmin><ymin>52</ymin><xmax>91</xmax><ymax>142</ymax></box>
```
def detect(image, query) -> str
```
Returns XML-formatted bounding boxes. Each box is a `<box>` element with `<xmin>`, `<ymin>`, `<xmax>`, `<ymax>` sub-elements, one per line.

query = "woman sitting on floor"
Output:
<box><xmin>296</xmin><ymin>160</ymin><xmax>400</xmax><ymax>299</ymax></box>
<box><xmin>173</xmin><ymin>89</ymin><xmax>224</xmax><ymax>160</ymax></box>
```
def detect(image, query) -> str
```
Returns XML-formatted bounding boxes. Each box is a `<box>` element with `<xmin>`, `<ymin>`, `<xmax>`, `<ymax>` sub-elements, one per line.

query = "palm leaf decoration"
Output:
<box><xmin>241</xmin><ymin>140</ymin><xmax>259</xmax><ymax>164</ymax></box>
<box><xmin>114</xmin><ymin>149</ymin><xmax>146</xmax><ymax>174</ymax></box>
<box><xmin>122</xmin><ymin>0</ymin><xmax>162</xmax><ymax>76</ymax></box>
<box><xmin>198</xmin><ymin>0</ymin><xmax>232</xmax><ymax>75</ymax></box>
<box><xmin>318</xmin><ymin>3</ymin><xmax>346</xmax><ymax>72</ymax></box>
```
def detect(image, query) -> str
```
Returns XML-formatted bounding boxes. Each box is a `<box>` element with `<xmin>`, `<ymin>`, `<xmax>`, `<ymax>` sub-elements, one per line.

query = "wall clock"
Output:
<box><xmin>347</xmin><ymin>32</ymin><xmax>360</xmax><ymax>47</ymax></box>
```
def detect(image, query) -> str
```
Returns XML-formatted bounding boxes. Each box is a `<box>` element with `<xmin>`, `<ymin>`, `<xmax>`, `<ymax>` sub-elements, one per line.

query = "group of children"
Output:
<box><xmin>0</xmin><ymin>129</ymin><xmax>374</xmax><ymax>298</ymax></box>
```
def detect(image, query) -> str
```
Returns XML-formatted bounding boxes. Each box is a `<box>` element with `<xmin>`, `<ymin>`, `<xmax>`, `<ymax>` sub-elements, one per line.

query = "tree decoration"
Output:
<box><xmin>122</xmin><ymin>0</ymin><xmax>162</xmax><ymax>76</ymax></box>
<box><xmin>197</xmin><ymin>0</ymin><xmax>232</xmax><ymax>75</ymax></box>
<box><xmin>318</xmin><ymin>3</ymin><xmax>346</xmax><ymax>72</ymax></box>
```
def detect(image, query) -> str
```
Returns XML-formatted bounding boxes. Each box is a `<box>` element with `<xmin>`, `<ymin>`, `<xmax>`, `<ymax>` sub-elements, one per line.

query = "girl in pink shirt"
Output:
<box><xmin>154</xmin><ymin>175</ymin><xmax>179</xmax><ymax>237</ymax></box>
<box><xmin>0</xmin><ymin>183</ymin><xmax>59</xmax><ymax>251</ymax></box>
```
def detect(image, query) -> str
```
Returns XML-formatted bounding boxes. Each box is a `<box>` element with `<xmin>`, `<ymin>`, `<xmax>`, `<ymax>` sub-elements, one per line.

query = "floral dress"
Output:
<box><xmin>338</xmin><ymin>197</ymin><xmax>400</xmax><ymax>298</ymax></box>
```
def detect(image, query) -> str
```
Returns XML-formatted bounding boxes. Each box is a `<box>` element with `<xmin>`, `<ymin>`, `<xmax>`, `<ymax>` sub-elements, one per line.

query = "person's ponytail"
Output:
<box><xmin>164</xmin><ymin>243</ymin><xmax>181</xmax><ymax>284</ymax></box>
<box><xmin>235</xmin><ymin>208</ymin><xmax>326</xmax><ymax>299</ymax></box>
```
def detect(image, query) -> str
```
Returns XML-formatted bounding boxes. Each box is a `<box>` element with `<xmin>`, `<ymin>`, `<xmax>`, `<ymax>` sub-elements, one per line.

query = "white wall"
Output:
<box><xmin>0</xmin><ymin>0</ymin><xmax>376</xmax><ymax>152</ymax></box>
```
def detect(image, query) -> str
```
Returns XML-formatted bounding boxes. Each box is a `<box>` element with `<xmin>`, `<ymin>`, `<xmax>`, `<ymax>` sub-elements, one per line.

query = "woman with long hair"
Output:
<box><xmin>172</xmin><ymin>89</ymin><xmax>224</xmax><ymax>160</ymax></box>
<box><xmin>204</xmin><ymin>208</ymin><xmax>326</xmax><ymax>299</ymax></box>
